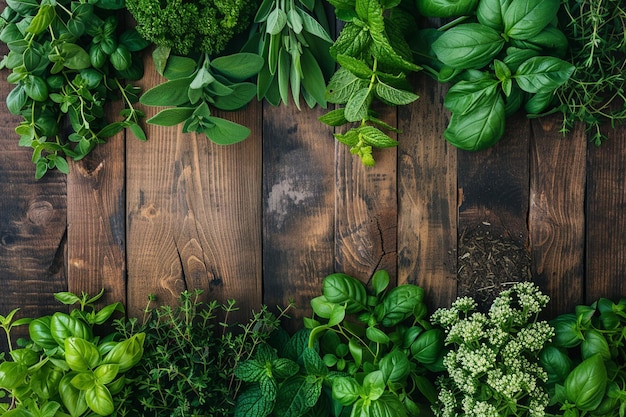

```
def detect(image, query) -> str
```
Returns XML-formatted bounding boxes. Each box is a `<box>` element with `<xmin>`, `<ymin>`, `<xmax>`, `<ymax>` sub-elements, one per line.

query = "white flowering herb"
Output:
<box><xmin>431</xmin><ymin>282</ymin><xmax>554</xmax><ymax>417</ymax></box>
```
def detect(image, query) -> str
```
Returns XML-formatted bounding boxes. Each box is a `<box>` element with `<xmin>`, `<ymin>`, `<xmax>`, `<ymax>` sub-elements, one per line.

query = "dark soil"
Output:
<box><xmin>457</xmin><ymin>223</ymin><xmax>532</xmax><ymax>310</ymax></box>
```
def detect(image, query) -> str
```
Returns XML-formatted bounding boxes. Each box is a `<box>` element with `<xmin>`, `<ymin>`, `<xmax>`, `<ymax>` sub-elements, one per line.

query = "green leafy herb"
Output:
<box><xmin>414</xmin><ymin>0</ymin><xmax>574</xmax><ymax>151</ymax></box>
<box><xmin>0</xmin><ymin>290</ymin><xmax>143</xmax><ymax>417</ymax></box>
<box><xmin>319</xmin><ymin>0</ymin><xmax>422</xmax><ymax>166</ymax></box>
<box><xmin>0</xmin><ymin>0</ymin><xmax>149</xmax><ymax>178</ymax></box>
<box><xmin>140</xmin><ymin>49</ymin><xmax>264</xmax><ymax>145</ymax></box>
<box><xmin>116</xmin><ymin>290</ymin><xmax>293</xmax><ymax>416</ymax></box>
<box><xmin>304</xmin><ymin>270</ymin><xmax>443</xmax><ymax>417</ymax></box>
<box><xmin>555</xmin><ymin>0</ymin><xmax>626</xmax><ymax>145</ymax></box>
<box><xmin>243</xmin><ymin>0</ymin><xmax>334</xmax><ymax>109</ymax></box>
<box><xmin>541</xmin><ymin>297</ymin><xmax>626</xmax><ymax>416</ymax></box>
<box><xmin>125</xmin><ymin>0</ymin><xmax>259</xmax><ymax>56</ymax></box>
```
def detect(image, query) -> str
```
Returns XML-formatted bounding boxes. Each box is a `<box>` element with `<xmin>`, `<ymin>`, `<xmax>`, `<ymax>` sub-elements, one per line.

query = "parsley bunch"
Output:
<box><xmin>431</xmin><ymin>282</ymin><xmax>554</xmax><ymax>417</ymax></box>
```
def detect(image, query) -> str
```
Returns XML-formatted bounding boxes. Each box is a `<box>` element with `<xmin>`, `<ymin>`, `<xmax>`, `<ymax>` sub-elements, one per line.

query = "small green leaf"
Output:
<box><xmin>147</xmin><ymin>107</ymin><xmax>195</xmax><ymax>127</ymax></box>
<box><xmin>358</xmin><ymin>125</ymin><xmax>398</xmax><ymax>148</ymax></box>
<box><xmin>319</xmin><ymin>108</ymin><xmax>348</xmax><ymax>126</ymax></box>
<box><xmin>344</xmin><ymin>87</ymin><xmax>371</xmax><ymax>122</ymax></box>
<box><xmin>375</xmin><ymin>81</ymin><xmax>418</xmax><ymax>106</ymax></box>
<box><xmin>515</xmin><ymin>56</ymin><xmax>575</xmax><ymax>94</ymax></box>
<box><xmin>211</xmin><ymin>53</ymin><xmax>264</xmax><ymax>81</ymax></box>
<box><xmin>140</xmin><ymin>77</ymin><xmax>193</xmax><ymax>106</ymax></box>
<box><xmin>203</xmin><ymin>116</ymin><xmax>251</xmax><ymax>145</ymax></box>
<box><xmin>267</xmin><ymin>8</ymin><xmax>288</xmax><ymax>35</ymax></box>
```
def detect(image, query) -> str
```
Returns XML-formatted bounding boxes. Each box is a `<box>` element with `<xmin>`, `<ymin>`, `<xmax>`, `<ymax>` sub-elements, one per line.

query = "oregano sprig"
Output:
<box><xmin>319</xmin><ymin>0</ymin><xmax>421</xmax><ymax>166</ymax></box>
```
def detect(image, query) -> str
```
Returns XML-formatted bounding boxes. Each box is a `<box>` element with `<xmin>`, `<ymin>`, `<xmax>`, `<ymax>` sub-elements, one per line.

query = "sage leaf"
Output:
<box><xmin>298</xmin><ymin>7</ymin><xmax>333</xmax><ymax>43</ymax></box>
<box><xmin>432</xmin><ymin>23</ymin><xmax>505</xmax><ymax>70</ymax></box>
<box><xmin>267</xmin><ymin>8</ymin><xmax>288</xmax><ymax>35</ymax></box>
<box><xmin>162</xmin><ymin>56</ymin><xmax>197</xmax><ymax>81</ymax></box>
<box><xmin>213</xmin><ymin>83</ymin><xmax>257</xmax><ymax>111</ymax></box>
<box><xmin>300</xmin><ymin>48</ymin><xmax>327</xmax><ymax>107</ymax></box>
<box><xmin>287</xmin><ymin>8</ymin><xmax>303</xmax><ymax>33</ymax></box>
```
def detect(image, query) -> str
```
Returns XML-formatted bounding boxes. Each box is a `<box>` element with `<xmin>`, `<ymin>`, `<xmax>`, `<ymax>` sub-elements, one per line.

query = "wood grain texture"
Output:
<box><xmin>334</xmin><ymin>105</ymin><xmax>398</xmax><ymax>284</ymax></box>
<box><xmin>586</xmin><ymin>123</ymin><xmax>626</xmax><ymax>303</ymax></box>
<box><xmin>126</xmin><ymin>58</ymin><xmax>263</xmax><ymax>319</ymax></box>
<box><xmin>262</xmin><ymin>101</ymin><xmax>335</xmax><ymax>322</ymax></box>
<box><xmin>529</xmin><ymin>116</ymin><xmax>586</xmax><ymax>316</ymax></box>
<box><xmin>398</xmin><ymin>75</ymin><xmax>457</xmax><ymax>309</ymax></box>
<box><xmin>0</xmin><ymin>69</ymin><xmax>69</xmax><ymax>352</ymax></box>
<box><xmin>66</xmin><ymin>116</ymin><xmax>126</xmax><ymax>306</ymax></box>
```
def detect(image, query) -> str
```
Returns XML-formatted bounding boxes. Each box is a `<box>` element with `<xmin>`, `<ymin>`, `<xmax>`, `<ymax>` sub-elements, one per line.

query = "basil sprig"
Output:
<box><xmin>415</xmin><ymin>0</ymin><xmax>575</xmax><ymax>151</ymax></box>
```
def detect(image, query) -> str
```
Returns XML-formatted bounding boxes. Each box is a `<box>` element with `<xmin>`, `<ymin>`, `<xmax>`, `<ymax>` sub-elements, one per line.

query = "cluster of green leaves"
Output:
<box><xmin>554</xmin><ymin>0</ymin><xmax>626</xmax><ymax>146</ymax></box>
<box><xmin>0</xmin><ymin>290</ymin><xmax>145</xmax><ymax>417</ymax></box>
<box><xmin>234</xmin><ymin>328</ymin><xmax>336</xmax><ymax>417</ymax></box>
<box><xmin>540</xmin><ymin>298</ymin><xmax>626</xmax><ymax>416</ymax></box>
<box><xmin>415</xmin><ymin>0</ymin><xmax>575</xmax><ymax>151</ymax></box>
<box><xmin>431</xmin><ymin>282</ymin><xmax>554</xmax><ymax>417</ymax></box>
<box><xmin>242</xmin><ymin>0</ymin><xmax>335</xmax><ymax>109</ymax></box>
<box><xmin>114</xmin><ymin>289</ymin><xmax>291</xmax><ymax>416</ymax></box>
<box><xmin>319</xmin><ymin>0</ymin><xmax>422</xmax><ymax>166</ymax></box>
<box><xmin>139</xmin><ymin>50</ymin><xmax>264</xmax><ymax>145</ymax></box>
<box><xmin>305</xmin><ymin>270</ymin><xmax>445</xmax><ymax>417</ymax></box>
<box><xmin>125</xmin><ymin>0</ymin><xmax>259</xmax><ymax>57</ymax></box>
<box><xmin>0</xmin><ymin>0</ymin><xmax>149</xmax><ymax>178</ymax></box>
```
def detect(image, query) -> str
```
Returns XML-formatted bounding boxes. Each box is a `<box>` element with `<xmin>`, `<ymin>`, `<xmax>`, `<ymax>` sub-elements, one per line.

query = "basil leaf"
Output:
<box><xmin>564</xmin><ymin>354</ymin><xmax>608</xmax><ymax>411</ymax></box>
<box><xmin>515</xmin><ymin>56</ymin><xmax>574</xmax><ymax>93</ymax></box>
<box><xmin>477</xmin><ymin>0</ymin><xmax>510</xmax><ymax>30</ymax></box>
<box><xmin>503</xmin><ymin>0</ymin><xmax>560</xmax><ymax>40</ymax></box>
<box><xmin>432</xmin><ymin>23</ymin><xmax>505</xmax><ymax>70</ymax></box>
<box><xmin>416</xmin><ymin>0</ymin><xmax>479</xmax><ymax>18</ymax></box>
<box><xmin>444</xmin><ymin>78</ymin><xmax>499</xmax><ymax>115</ymax></box>
<box><xmin>444</xmin><ymin>92</ymin><xmax>505</xmax><ymax>151</ymax></box>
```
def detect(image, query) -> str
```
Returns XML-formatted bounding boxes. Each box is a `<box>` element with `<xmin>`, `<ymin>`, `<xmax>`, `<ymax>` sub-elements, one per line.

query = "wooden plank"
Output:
<box><xmin>456</xmin><ymin>113</ymin><xmax>531</xmax><ymax>307</ymax></box>
<box><xmin>66</xmin><ymin>113</ymin><xmax>126</xmax><ymax>306</ymax></box>
<box><xmin>528</xmin><ymin>116</ymin><xmax>586</xmax><ymax>316</ymax></box>
<box><xmin>0</xmin><ymin>70</ymin><xmax>68</xmax><ymax>351</ymax></box>
<box><xmin>586</xmin><ymin>123</ymin><xmax>626</xmax><ymax>303</ymax></box>
<box><xmin>397</xmin><ymin>75</ymin><xmax>457</xmax><ymax>309</ymax></box>
<box><xmin>262</xmin><ymin>102</ymin><xmax>335</xmax><ymax>324</ymax></box>
<box><xmin>126</xmin><ymin>58</ymin><xmax>263</xmax><ymax>319</ymax></box>
<box><xmin>334</xmin><ymin>105</ymin><xmax>398</xmax><ymax>284</ymax></box>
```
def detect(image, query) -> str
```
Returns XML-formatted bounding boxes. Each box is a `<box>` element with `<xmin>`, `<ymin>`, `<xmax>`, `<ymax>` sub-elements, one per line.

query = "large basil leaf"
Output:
<box><xmin>477</xmin><ymin>0</ymin><xmax>511</xmax><ymax>30</ymax></box>
<box><xmin>444</xmin><ymin>89</ymin><xmax>505</xmax><ymax>151</ymax></box>
<box><xmin>432</xmin><ymin>23</ymin><xmax>505</xmax><ymax>70</ymax></box>
<box><xmin>539</xmin><ymin>346</ymin><xmax>572</xmax><ymax>385</ymax></box>
<box><xmin>503</xmin><ymin>0</ymin><xmax>560</xmax><ymax>40</ymax></box>
<box><xmin>515</xmin><ymin>56</ymin><xmax>574</xmax><ymax>93</ymax></box>
<box><xmin>564</xmin><ymin>354</ymin><xmax>608</xmax><ymax>411</ymax></box>
<box><xmin>444</xmin><ymin>78</ymin><xmax>499</xmax><ymax>115</ymax></box>
<box><xmin>322</xmin><ymin>273</ymin><xmax>368</xmax><ymax>314</ymax></box>
<box><xmin>581</xmin><ymin>329</ymin><xmax>611</xmax><ymax>361</ymax></box>
<box><xmin>551</xmin><ymin>314</ymin><xmax>583</xmax><ymax>348</ymax></box>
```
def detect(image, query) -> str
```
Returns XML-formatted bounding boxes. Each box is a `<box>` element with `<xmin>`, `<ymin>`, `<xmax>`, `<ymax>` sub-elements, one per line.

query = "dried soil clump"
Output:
<box><xmin>457</xmin><ymin>223</ymin><xmax>531</xmax><ymax>309</ymax></box>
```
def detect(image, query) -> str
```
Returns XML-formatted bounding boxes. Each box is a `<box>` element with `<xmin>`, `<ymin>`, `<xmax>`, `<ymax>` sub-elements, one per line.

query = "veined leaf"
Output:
<box><xmin>515</xmin><ymin>56</ymin><xmax>574</xmax><ymax>93</ymax></box>
<box><xmin>337</xmin><ymin>54</ymin><xmax>373</xmax><ymax>78</ymax></box>
<box><xmin>358</xmin><ymin>125</ymin><xmax>398</xmax><ymax>148</ymax></box>
<box><xmin>330</xmin><ymin>23</ymin><xmax>370</xmax><ymax>59</ymax></box>
<box><xmin>213</xmin><ymin>82</ymin><xmax>257</xmax><ymax>111</ymax></box>
<box><xmin>503</xmin><ymin>0</ymin><xmax>559</xmax><ymax>40</ymax></box>
<box><xmin>432</xmin><ymin>23</ymin><xmax>504</xmax><ymax>70</ymax></box>
<box><xmin>234</xmin><ymin>385</ymin><xmax>274</xmax><ymax>417</ymax></box>
<box><xmin>326</xmin><ymin>67</ymin><xmax>368</xmax><ymax>104</ymax></box>
<box><xmin>319</xmin><ymin>108</ymin><xmax>348</xmax><ymax>126</ymax></box>
<box><xmin>267</xmin><ymin>8</ymin><xmax>288</xmax><ymax>35</ymax></box>
<box><xmin>344</xmin><ymin>87</ymin><xmax>371</xmax><ymax>122</ymax></box>
<box><xmin>211</xmin><ymin>53</ymin><xmax>264</xmax><ymax>81</ymax></box>
<box><xmin>444</xmin><ymin>78</ymin><xmax>499</xmax><ymax>115</ymax></box>
<box><xmin>298</xmin><ymin>7</ymin><xmax>333</xmax><ymax>43</ymax></box>
<box><xmin>140</xmin><ymin>76</ymin><xmax>193</xmax><ymax>106</ymax></box>
<box><xmin>375</xmin><ymin>81</ymin><xmax>418</xmax><ymax>106</ymax></box>
<box><xmin>444</xmin><ymin>93</ymin><xmax>506</xmax><ymax>151</ymax></box>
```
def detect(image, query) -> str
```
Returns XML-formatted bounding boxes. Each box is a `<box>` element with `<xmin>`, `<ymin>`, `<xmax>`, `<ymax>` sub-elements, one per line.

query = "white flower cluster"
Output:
<box><xmin>432</xmin><ymin>282</ymin><xmax>554</xmax><ymax>417</ymax></box>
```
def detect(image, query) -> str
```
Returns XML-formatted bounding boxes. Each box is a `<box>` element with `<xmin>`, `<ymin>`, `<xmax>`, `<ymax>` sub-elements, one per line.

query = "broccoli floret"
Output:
<box><xmin>125</xmin><ymin>0</ymin><xmax>258</xmax><ymax>56</ymax></box>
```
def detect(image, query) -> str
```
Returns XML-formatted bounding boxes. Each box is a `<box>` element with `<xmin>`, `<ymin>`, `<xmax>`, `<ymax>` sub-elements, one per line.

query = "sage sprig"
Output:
<box><xmin>319</xmin><ymin>0</ymin><xmax>421</xmax><ymax>166</ymax></box>
<box><xmin>243</xmin><ymin>0</ymin><xmax>334</xmax><ymax>109</ymax></box>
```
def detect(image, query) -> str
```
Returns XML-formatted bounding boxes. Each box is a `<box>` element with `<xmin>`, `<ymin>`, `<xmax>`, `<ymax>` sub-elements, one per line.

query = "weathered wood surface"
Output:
<box><xmin>2</xmin><ymin>38</ymin><xmax>626</xmax><ymax>350</ymax></box>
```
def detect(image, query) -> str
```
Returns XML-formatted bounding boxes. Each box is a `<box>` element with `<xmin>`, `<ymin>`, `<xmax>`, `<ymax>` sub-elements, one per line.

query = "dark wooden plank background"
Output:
<box><xmin>2</xmin><ymin>25</ymin><xmax>626</xmax><ymax>353</ymax></box>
